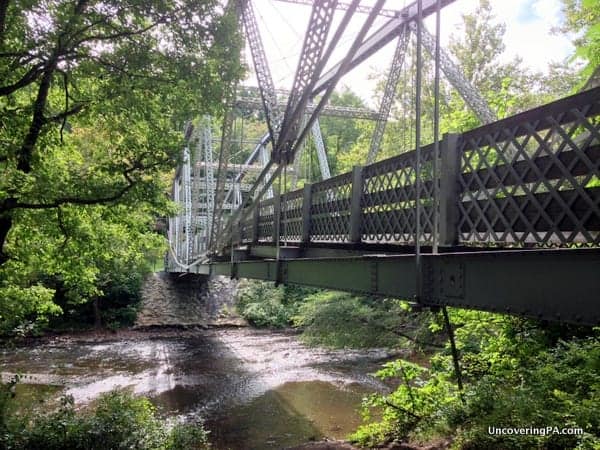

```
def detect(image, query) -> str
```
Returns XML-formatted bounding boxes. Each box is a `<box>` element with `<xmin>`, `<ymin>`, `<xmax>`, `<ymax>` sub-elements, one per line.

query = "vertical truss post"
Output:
<box><xmin>301</xmin><ymin>183</ymin><xmax>312</xmax><ymax>244</ymax></box>
<box><xmin>415</xmin><ymin>0</ymin><xmax>423</xmax><ymax>301</ymax></box>
<box><xmin>291</xmin><ymin>114</ymin><xmax>308</xmax><ymax>189</ymax></box>
<box><xmin>252</xmin><ymin>201</ymin><xmax>260</xmax><ymax>243</ymax></box>
<box><xmin>190</xmin><ymin>128</ymin><xmax>201</xmax><ymax>258</ymax></box>
<box><xmin>439</xmin><ymin>133</ymin><xmax>460</xmax><ymax>247</ymax></box>
<box><xmin>169</xmin><ymin>182</ymin><xmax>177</xmax><ymax>265</ymax></box>
<box><xmin>173</xmin><ymin>178</ymin><xmax>181</xmax><ymax>261</ymax></box>
<box><xmin>259</xmin><ymin>143</ymin><xmax>274</xmax><ymax>199</ymax></box>
<box><xmin>349</xmin><ymin>165</ymin><xmax>364</xmax><ymax>243</ymax></box>
<box><xmin>211</xmin><ymin>107</ymin><xmax>235</xmax><ymax>250</ymax></box>
<box><xmin>202</xmin><ymin>117</ymin><xmax>214</xmax><ymax>253</ymax></box>
<box><xmin>272</xmin><ymin>191</ymin><xmax>281</xmax><ymax>244</ymax></box>
<box><xmin>432</xmin><ymin>0</ymin><xmax>441</xmax><ymax>254</ymax></box>
<box><xmin>182</xmin><ymin>146</ymin><xmax>193</xmax><ymax>264</ymax></box>
<box><xmin>367</xmin><ymin>27</ymin><xmax>410</xmax><ymax>163</ymax></box>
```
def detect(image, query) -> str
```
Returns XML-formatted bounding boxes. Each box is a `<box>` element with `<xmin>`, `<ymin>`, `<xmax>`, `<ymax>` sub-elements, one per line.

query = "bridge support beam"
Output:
<box><xmin>207</xmin><ymin>248</ymin><xmax>600</xmax><ymax>326</ymax></box>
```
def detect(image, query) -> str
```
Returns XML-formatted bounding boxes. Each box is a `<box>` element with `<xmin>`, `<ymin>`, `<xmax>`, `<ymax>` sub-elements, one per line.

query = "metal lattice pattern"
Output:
<box><xmin>457</xmin><ymin>89</ymin><xmax>600</xmax><ymax>246</ymax></box>
<box><xmin>239</xmin><ymin>216</ymin><xmax>254</xmax><ymax>243</ymax></box>
<box><xmin>241</xmin><ymin>0</ymin><xmax>282</xmax><ymax>141</ymax></box>
<box><xmin>362</xmin><ymin>144</ymin><xmax>436</xmax><ymax>244</ymax></box>
<box><xmin>368</xmin><ymin>27</ymin><xmax>410</xmax><ymax>163</ymax></box>
<box><xmin>257</xmin><ymin>198</ymin><xmax>275</xmax><ymax>241</ymax></box>
<box><xmin>310</xmin><ymin>173</ymin><xmax>353</xmax><ymax>242</ymax></box>
<box><xmin>280</xmin><ymin>189</ymin><xmax>304</xmax><ymax>241</ymax></box>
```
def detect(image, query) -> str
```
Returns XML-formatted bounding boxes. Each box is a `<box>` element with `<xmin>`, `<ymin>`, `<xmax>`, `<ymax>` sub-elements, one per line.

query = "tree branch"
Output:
<box><xmin>72</xmin><ymin>21</ymin><xmax>159</xmax><ymax>48</ymax></box>
<box><xmin>382</xmin><ymin>400</ymin><xmax>422</xmax><ymax>421</ymax></box>
<box><xmin>0</xmin><ymin>63</ymin><xmax>45</xmax><ymax>96</ymax></box>
<box><xmin>9</xmin><ymin>165</ymin><xmax>146</xmax><ymax>211</ymax></box>
<box><xmin>17</xmin><ymin>63</ymin><xmax>55</xmax><ymax>173</ymax></box>
<box><xmin>14</xmin><ymin>182</ymin><xmax>135</xmax><ymax>210</ymax></box>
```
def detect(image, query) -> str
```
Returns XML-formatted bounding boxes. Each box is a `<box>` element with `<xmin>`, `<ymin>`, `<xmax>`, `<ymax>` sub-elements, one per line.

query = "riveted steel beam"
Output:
<box><xmin>205</xmin><ymin>248</ymin><xmax>600</xmax><ymax>325</ymax></box>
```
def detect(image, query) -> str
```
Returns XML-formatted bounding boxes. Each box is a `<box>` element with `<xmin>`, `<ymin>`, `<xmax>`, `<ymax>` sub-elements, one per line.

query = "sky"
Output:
<box><xmin>243</xmin><ymin>0</ymin><xmax>576</xmax><ymax>106</ymax></box>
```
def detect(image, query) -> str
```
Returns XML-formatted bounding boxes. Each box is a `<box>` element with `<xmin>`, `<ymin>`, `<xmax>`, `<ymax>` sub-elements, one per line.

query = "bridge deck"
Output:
<box><xmin>173</xmin><ymin>88</ymin><xmax>600</xmax><ymax>326</ymax></box>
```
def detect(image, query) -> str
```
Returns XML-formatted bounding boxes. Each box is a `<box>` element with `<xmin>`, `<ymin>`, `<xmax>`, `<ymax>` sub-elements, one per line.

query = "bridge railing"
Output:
<box><xmin>456</xmin><ymin>88</ymin><xmax>599</xmax><ymax>246</ymax></box>
<box><xmin>228</xmin><ymin>87</ymin><xmax>599</xmax><ymax>251</ymax></box>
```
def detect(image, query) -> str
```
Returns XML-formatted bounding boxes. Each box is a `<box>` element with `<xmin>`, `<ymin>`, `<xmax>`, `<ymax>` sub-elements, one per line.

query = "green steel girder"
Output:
<box><xmin>208</xmin><ymin>248</ymin><xmax>600</xmax><ymax>326</ymax></box>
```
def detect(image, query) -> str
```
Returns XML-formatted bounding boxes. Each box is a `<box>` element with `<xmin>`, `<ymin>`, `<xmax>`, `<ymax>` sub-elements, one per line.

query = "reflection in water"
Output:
<box><xmin>2</xmin><ymin>329</ymin><xmax>396</xmax><ymax>449</ymax></box>
<box><xmin>208</xmin><ymin>381</ymin><xmax>371</xmax><ymax>450</ymax></box>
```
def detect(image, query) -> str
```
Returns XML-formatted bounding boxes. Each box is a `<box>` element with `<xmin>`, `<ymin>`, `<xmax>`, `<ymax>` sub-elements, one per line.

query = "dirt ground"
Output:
<box><xmin>286</xmin><ymin>438</ymin><xmax>451</xmax><ymax>450</ymax></box>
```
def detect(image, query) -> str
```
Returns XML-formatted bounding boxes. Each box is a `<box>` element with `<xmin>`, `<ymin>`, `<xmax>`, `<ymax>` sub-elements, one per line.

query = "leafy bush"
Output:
<box><xmin>0</xmin><ymin>390</ymin><xmax>210</xmax><ymax>450</ymax></box>
<box><xmin>351</xmin><ymin>310</ymin><xmax>600</xmax><ymax>449</ymax></box>
<box><xmin>293</xmin><ymin>292</ymin><xmax>429</xmax><ymax>349</ymax></box>
<box><xmin>235</xmin><ymin>280</ymin><xmax>292</xmax><ymax>327</ymax></box>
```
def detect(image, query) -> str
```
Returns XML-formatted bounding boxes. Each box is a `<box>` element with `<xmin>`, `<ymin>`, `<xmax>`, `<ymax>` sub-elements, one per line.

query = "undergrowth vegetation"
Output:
<box><xmin>235</xmin><ymin>280</ymin><xmax>436</xmax><ymax>349</ymax></box>
<box><xmin>350</xmin><ymin>314</ymin><xmax>600</xmax><ymax>449</ymax></box>
<box><xmin>0</xmin><ymin>383</ymin><xmax>210</xmax><ymax>450</ymax></box>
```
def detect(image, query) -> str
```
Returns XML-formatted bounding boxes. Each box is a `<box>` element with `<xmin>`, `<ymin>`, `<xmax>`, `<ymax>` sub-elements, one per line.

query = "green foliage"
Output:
<box><xmin>0</xmin><ymin>0</ymin><xmax>243</xmax><ymax>334</ymax></box>
<box><xmin>557</xmin><ymin>0</ymin><xmax>600</xmax><ymax>83</ymax></box>
<box><xmin>351</xmin><ymin>360</ymin><xmax>458</xmax><ymax>447</ymax></box>
<box><xmin>235</xmin><ymin>281</ymin><xmax>434</xmax><ymax>349</ymax></box>
<box><xmin>293</xmin><ymin>292</ymin><xmax>413</xmax><ymax>349</ymax></box>
<box><xmin>0</xmin><ymin>390</ymin><xmax>210</xmax><ymax>450</ymax></box>
<box><xmin>351</xmin><ymin>309</ymin><xmax>600</xmax><ymax>449</ymax></box>
<box><xmin>235</xmin><ymin>280</ymin><xmax>292</xmax><ymax>328</ymax></box>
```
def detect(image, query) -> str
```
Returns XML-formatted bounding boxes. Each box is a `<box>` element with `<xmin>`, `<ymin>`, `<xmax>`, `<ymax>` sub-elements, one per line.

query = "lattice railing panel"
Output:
<box><xmin>217</xmin><ymin>88</ymin><xmax>599</xmax><ymax>254</ymax></box>
<box><xmin>281</xmin><ymin>189</ymin><xmax>304</xmax><ymax>242</ymax></box>
<box><xmin>257</xmin><ymin>197</ymin><xmax>275</xmax><ymax>242</ymax></box>
<box><xmin>240</xmin><ymin>216</ymin><xmax>254</xmax><ymax>244</ymax></box>
<box><xmin>361</xmin><ymin>144</ymin><xmax>436</xmax><ymax>244</ymax></box>
<box><xmin>457</xmin><ymin>88</ymin><xmax>600</xmax><ymax>246</ymax></box>
<box><xmin>310</xmin><ymin>173</ymin><xmax>353</xmax><ymax>242</ymax></box>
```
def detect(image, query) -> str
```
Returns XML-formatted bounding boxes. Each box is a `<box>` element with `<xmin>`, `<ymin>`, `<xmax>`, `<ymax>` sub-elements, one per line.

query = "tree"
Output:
<box><xmin>0</xmin><ymin>0</ymin><xmax>243</xmax><ymax>332</ymax></box>
<box><xmin>318</xmin><ymin>87</ymin><xmax>371</xmax><ymax>175</ymax></box>
<box><xmin>0</xmin><ymin>0</ymin><xmax>243</xmax><ymax>264</ymax></box>
<box><xmin>556</xmin><ymin>0</ymin><xmax>600</xmax><ymax>83</ymax></box>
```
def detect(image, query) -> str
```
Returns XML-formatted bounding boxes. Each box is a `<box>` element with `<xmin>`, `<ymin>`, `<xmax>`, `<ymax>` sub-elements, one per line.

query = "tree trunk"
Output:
<box><xmin>0</xmin><ymin>213</ymin><xmax>12</xmax><ymax>265</ymax></box>
<box><xmin>93</xmin><ymin>297</ymin><xmax>102</xmax><ymax>328</ymax></box>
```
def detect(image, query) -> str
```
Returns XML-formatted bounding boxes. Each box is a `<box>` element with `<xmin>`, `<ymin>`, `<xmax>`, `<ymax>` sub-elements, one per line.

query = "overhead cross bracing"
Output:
<box><xmin>235</xmin><ymin>95</ymin><xmax>381</xmax><ymax>120</ymax></box>
<box><xmin>167</xmin><ymin>0</ymin><xmax>600</xmax><ymax>326</ymax></box>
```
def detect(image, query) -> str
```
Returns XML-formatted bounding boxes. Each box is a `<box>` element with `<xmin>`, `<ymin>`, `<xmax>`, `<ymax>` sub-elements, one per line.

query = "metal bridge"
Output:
<box><xmin>166</xmin><ymin>0</ymin><xmax>600</xmax><ymax>326</ymax></box>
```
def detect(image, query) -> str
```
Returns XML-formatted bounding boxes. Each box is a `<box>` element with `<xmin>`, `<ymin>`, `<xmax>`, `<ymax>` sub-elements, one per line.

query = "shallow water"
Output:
<box><xmin>1</xmin><ymin>328</ymin><xmax>396</xmax><ymax>448</ymax></box>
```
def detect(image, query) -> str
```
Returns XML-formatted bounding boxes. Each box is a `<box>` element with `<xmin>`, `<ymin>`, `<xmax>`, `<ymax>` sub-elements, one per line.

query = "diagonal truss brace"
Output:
<box><xmin>367</xmin><ymin>26</ymin><xmax>410</xmax><ymax>163</ymax></box>
<box><xmin>410</xmin><ymin>21</ymin><xmax>497</xmax><ymax>124</ymax></box>
<box><xmin>276</xmin><ymin>0</ymin><xmax>339</xmax><ymax>163</ymax></box>
<box><xmin>311</xmin><ymin>119</ymin><xmax>331</xmax><ymax>179</ymax></box>
<box><xmin>240</xmin><ymin>0</ymin><xmax>282</xmax><ymax>143</ymax></box>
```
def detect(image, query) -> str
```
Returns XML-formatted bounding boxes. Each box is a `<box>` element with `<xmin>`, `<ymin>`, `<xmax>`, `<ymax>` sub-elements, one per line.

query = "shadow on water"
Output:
<box><xmin>2</xmin><ymin>329</ymin><xmax>393</xmax><ymax>449</ymax></box>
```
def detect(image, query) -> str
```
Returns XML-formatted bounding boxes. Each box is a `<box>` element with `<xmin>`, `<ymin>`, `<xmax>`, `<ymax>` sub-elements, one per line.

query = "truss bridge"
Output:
<box><xmin>166</xmin><ymin>0</ymin><xmax>600</xmax><ymax>326</ymax></box>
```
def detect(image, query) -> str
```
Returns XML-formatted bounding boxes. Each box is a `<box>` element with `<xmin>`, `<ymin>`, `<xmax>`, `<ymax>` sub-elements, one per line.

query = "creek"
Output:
<box><xmin>1</xmin><ymin>327</ymin><xmax>398</xmax><ymax>449</ymax></box>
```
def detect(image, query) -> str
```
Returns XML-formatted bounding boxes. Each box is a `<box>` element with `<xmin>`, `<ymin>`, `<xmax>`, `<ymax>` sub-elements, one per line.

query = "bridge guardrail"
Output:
<box><xmin>227</xmin><ymin>87</ymin><xmax>599</xmax><ymax>250</ymax></box>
